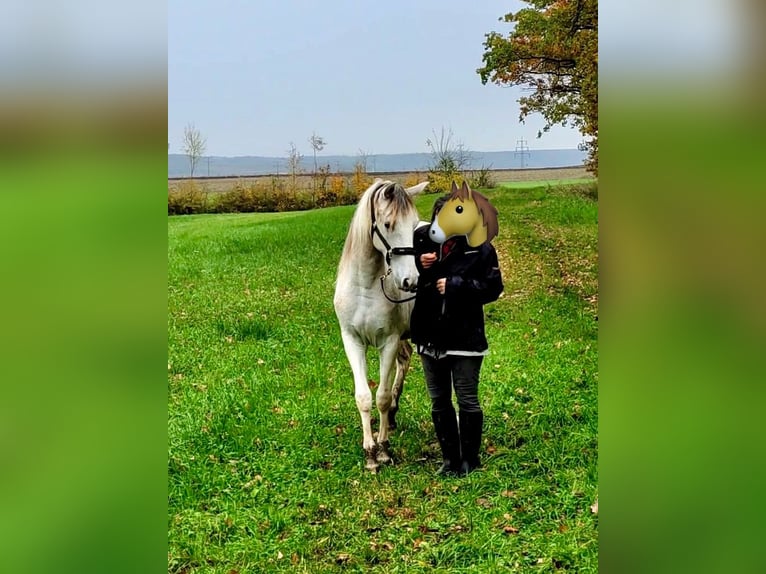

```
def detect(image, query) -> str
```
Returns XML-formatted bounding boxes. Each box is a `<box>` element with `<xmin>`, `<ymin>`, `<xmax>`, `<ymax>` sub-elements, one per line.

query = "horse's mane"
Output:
<box><xmin>450</xmin><ymin>182</ymin><xmax>499</xmax><ymax>243</ymax></box>
<box><xmin>339</xmin><ymin>180</ymin><xmax>416</xmax><ymax>272</ymax></box>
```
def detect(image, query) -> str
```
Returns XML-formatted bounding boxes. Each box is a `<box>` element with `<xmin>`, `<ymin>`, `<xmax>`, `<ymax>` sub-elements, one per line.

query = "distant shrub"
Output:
<box><xmin>213</xmin><ymin>183</ymin><xmax>264</xmax><ymax>213</ymax></box>
<box><xmin>168</xmin><ymin>181</ymin><xmax>209</xmax><ymax>215</ymax></box>
<box><xmin>168</xmin><ymin>172</ymin><xmax>399</xmax><ymax>216</ymax></box>
<box><xmin>468</xmin><ymin>165</ymin><xmax>496</xmax><ymax>189</ymax></box>
<box><xmin>427</xmin><ymin>170</ymin><xmax>462</xmax><ymax>195</ymax></box>
<box><xmin>403</xmin><ymin>172</ymin><xmax>424</xmax><ymax>189</ymax></box>
<box><xmin>352</xmin><ymin>164</ymin><xmax>372</xmax><ymax>195</ymax></box>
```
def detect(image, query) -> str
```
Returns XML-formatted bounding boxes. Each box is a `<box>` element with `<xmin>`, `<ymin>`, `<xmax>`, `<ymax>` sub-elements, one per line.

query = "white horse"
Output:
<box><xmin>334</xmin><ymin>178</ymin><xmax>428</xmax><ymax>472</ymax></box>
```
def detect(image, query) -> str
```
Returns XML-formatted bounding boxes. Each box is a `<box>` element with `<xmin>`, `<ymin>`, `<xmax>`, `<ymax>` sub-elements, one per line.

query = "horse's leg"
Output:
<box><xmin>375</xmin><ymin>336</ymin><xmax>401</xmax><ymax>464</ymax></box>
<box><xmin>340</xmin><ymin>330</ymin><xmax>378</xmax><ymax>472</ymax></box>
<box><xmin>388</xmin><ymin>340</ymin><xmax>412</xmax><ymax>431</ymax></box>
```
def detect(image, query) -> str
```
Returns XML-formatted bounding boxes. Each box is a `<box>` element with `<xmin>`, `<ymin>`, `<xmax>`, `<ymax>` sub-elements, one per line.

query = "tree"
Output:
<box><xmin>426</xmin><ymin>127</ymin><xmax>473</xmax><ymax>174</ymax></box>
<box><xmin>424</xmin><ymin>127</ymin><xmax>475</xmax><ymax>194</ymax></box>
<box><xmin>308</xmin><ymin>132</ymin><xmax>326</xmax><ymax>175</ymax></box>
<box><xmin>356</xmin><ymin>148</ymin><xmax>371</xmax><ymax>172</ymax></box>
<box><xmin>286</xmin><ymin>142</ymin><xmax>303</xmax><ymax>193</ymax></box>
<box><xmin>477</xmin><ymin>0</ymin><xmax>598</xmax><ymax>173</ymax></box>
<box><xmin>182</xmin><ymin>123</ymin><xmax>207</xmax><ymax>178</ymax></box>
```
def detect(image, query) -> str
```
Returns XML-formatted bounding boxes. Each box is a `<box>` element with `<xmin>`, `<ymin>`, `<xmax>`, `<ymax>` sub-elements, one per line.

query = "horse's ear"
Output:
<box><xmin>461</xmin><ymin>180</ymin><xmax>471</xmax><ymax>197</ymax></box>
<box><xmin>451</xmin><ymin>181</ymin><xmax>459</xmax><ymax>194</ymax></box>
<box><xmin>384</xmin><ymin>183</ymin><xmax>395</xmax><ymax>199</ymax></box>
<box><xmin>405</xmin><ymin>181</ymin><xmax>428</xmax><ymax>197</ymax></box>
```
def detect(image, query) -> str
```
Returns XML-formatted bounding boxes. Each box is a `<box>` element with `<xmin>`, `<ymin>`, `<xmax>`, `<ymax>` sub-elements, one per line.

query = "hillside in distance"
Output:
<box><xmin>168</xmin><ymin>149</ymin><xmax>586</xmax><ymax>178</ymax></box>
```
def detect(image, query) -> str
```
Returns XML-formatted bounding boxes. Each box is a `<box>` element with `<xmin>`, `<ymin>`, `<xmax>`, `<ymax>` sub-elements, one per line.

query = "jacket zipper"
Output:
<box><xmin>439</xmin><ymin>242</ymin><xmax>446</xmax><ymax>317</ymax></box>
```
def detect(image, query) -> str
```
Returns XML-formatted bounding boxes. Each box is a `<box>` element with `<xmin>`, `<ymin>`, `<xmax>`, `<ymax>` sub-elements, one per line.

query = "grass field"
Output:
<box><xmin>497</xmin><ymin>178</ymin><xmax>595</xmax><ymax>189</ymax></box>
<box><xmin>168</xmin><ymin>182</ymin><xmax>598</xmax><ymax>572</ymax></box>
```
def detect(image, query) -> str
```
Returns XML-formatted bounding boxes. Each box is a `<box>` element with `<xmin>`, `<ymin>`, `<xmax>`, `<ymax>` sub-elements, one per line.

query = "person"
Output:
<box><xmin>411</xmin><ymin>193</ymin><xmax>504</xmax><ymax>476</ymax></box>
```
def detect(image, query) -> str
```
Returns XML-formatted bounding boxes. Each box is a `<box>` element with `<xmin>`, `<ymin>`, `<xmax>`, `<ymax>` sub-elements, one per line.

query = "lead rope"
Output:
<box><xmin>379</xmin><ymin>268</ymin><xmax>417</xmax><ymax>304</ymax></box>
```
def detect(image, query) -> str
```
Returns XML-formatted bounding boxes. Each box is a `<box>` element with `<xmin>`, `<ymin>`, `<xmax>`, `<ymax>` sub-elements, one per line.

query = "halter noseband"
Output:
<box><xmin>369</xmin><ymin>184</ymin><xmax>417</xmax><ymax>303</ymax></box>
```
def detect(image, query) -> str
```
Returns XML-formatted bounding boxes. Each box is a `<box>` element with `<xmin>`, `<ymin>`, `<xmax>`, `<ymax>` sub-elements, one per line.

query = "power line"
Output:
<box><xmin>514</xmin><ymin>138</ymin><xmax>531</xmax><ymax>168</ymax></box>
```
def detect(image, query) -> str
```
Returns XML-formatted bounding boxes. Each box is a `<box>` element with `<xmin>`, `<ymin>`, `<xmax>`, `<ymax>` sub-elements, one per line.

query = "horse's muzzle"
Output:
<box><xmin>401</xmin><ymin>277</ymin><xmax>418</xmax><ymax>292</ymax></box>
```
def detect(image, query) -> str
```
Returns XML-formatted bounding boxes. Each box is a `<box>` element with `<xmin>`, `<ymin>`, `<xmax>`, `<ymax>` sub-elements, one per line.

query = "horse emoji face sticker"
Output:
<box><xmin>429</xmin><ymin>181</ymin><xmax>499</xmax><ymax>247</ymax></box>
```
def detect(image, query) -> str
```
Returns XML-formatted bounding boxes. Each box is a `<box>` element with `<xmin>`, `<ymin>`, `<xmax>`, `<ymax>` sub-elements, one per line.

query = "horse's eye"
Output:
<box><xmin>384</xmin><ymin>222</ymin><xmax>391</xmax><ymax>229</ymax></box>
<box><xmin>456</xmin><ymin>205</ymin><xmax>463</xmax><ymax>214</ymax></box>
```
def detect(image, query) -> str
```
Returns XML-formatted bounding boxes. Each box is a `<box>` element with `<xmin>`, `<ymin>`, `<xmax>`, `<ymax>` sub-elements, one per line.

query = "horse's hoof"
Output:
<box><xmin>376</xmin><ymin>450</ymin><xmax>392</xmax><ymax>465</ymax></box>
<box><xmin>376</xmin><ymin>441</ymin><xmax>393</xmax><ymax>465</ymax></box>
<box><xmin>365</xmin><ymin>446</ymin><xmax>380</xmax><ymax>472</ymax></box>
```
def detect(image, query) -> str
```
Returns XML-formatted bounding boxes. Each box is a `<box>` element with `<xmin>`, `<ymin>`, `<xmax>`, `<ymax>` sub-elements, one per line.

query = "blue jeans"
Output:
<box><xmin>420</xmin><ymin>354</ymin><xmax>483</xmax><ymax>414</ymax></box>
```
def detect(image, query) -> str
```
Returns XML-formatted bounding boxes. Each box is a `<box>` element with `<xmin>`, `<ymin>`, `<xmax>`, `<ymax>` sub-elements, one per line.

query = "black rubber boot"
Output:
<box><xmin>431</xmin><ymin>409</ymin><xmax>461</xmax><ymax>476</ymax></box>
<box><xmin>459</xmin><ymin>410</ymin><xmax>484</xmax><ymax>475</ymax></box>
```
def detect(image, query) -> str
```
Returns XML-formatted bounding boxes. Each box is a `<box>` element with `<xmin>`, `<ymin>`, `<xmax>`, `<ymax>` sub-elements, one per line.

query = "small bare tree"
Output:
<box><xmin>286</xmin><ymin>142</ymin><xmax>303</xmax><ymax>194</ymax></box>
<box><xmin>183</xmin><ymin>123</ymin><xmax>207</xmax><ymax>178</ymax></box>
<box><xmin>356</xmin><ymin>148</ymin><xmax>370</xmax><ymax>172</ymax></box>
<box><xmin>425</xmin><ymin>127</ymin><xmax>473</xmax><ymax>173</ymax></box>
<box><xmin>308</xmin><ymin>132</ymin><xmax>326</xmax><ymax>175</ymax></box>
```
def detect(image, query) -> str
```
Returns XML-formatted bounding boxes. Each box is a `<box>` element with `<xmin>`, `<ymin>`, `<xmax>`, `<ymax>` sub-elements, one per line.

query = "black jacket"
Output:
<box><xmin>410</xmin><ymin>224</ymin><xmax>504</xmax><ymax>353</ymax></box>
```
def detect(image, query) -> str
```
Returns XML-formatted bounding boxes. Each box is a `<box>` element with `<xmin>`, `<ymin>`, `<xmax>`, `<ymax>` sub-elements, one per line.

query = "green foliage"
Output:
<box><xmin>468</xmin><ymin>165</ymin><xmax>496</xmax><ymax>189</ymax></box>
<box><xmin>169</xmin><ymin>176</ymin><xmax>363</xmax><ymax>215</ymax></box>
<box><xmin>425</xmin><ymin>127</ymin><xmax>473</xmax><ymax>194</ymax></box>
<box><xmin>426</xmin><ymin>170</ymin><xmax>459</xmax><ymax>195</ymax></box>
<box><xmin>168</xmin><ymin>181</ymin><xmax>209</xmax><ymax>215</ymax></box>
<box><xmin>478</xmin><ymin>0</ymin><xmax>598</xmax><ymax>173</ymax></box>
<box><xmin>168</xmin><ymin>184</ymin><xmax>598</xmax><ymax>572</ymax></box>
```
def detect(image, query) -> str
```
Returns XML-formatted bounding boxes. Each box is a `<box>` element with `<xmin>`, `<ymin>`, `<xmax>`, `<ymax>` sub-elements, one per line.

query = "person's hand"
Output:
<box><xmin>436</xmin><ymin>278</ymin><xmax>446</xmax><ymax>294</ymax></box>
<box><xmin>420</xmin><ymin>252</ymin><xmax>437</xmax><ymax>269</ymax></box>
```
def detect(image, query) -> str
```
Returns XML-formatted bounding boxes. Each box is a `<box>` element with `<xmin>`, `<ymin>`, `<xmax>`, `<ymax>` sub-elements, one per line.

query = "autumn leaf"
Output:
<box><xmin>591</xmin><ymin>499</ymin><xmax>598</xmax><ymax>515</ymax></box>
<box><xmin>503</xmin><ymin>525</ymin><xmax>519</xmax><ymax>534</ymax></box>
<box><xmin>336</xmin><ymin>553</ymin><xmax>350</xmax><ymax>564</ymax></box>
<box><xmin>476</xmin><ymin>497</ymin><xmax>493</xmax><ymax>509</ymax></box>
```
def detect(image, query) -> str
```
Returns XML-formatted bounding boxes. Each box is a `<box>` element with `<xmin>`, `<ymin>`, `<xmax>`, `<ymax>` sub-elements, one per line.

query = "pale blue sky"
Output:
<box><xmin>168</xmin><ymin>0</ymin><xmax>584</xmax><ymax>157</ymax></box>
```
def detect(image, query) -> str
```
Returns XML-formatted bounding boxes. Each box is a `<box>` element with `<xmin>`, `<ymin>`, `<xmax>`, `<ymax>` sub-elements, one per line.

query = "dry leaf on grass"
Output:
<box><xmin>336</xmin><ymin>553</ymin><xmax>350</xmax><ymax>564</ymax></box>
<box><xmin>476</xmin><ymin>498</ymin><xmax>493</xmax><ymax>509</ymax></box>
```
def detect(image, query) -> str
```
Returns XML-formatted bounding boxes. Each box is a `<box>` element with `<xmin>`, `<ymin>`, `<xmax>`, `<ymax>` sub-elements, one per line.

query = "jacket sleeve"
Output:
<box><xmin>446</xmin><ymin>244</ymin><xmax>504</xmax><ymax>305</ymax></box>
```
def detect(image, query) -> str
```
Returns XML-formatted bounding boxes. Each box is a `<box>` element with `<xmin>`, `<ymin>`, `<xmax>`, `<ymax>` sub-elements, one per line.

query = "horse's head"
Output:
<box><xmin>430</xmin><ymin>181</ymin><xmax>498</xmax><ymax>247</ymax></box>
<box><xmin>368</xmin><ymin>179</ymin><xmax>428</xmax><ymax>292</ymax></box>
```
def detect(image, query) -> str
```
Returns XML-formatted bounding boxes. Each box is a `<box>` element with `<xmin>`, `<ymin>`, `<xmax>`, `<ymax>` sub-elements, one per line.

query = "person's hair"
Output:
<box><xmin>431</xmin><ymin>195</ymin><xmax>450</xmax><ymax>221</ymax></box>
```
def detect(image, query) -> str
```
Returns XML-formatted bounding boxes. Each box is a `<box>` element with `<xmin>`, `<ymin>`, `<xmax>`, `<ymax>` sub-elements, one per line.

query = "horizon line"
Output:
<box><xmin>168</xmin><ymin>147</ymin><xmax>583</xmax><ymax>159</ymax></box>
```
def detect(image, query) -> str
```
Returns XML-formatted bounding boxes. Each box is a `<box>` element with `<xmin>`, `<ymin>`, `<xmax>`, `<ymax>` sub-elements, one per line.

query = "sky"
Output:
<box><xmin>168</xmin><ymin>0</ymin><xmax>585</xmax><ymax>157</ymax></box>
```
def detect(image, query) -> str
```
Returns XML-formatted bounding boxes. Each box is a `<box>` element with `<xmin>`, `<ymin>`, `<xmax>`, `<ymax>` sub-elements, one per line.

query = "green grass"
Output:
<box><xmin>168</xmin><ymin>184</ymin><xmax>598</xmax><ymax>573</ymax></box>
<box><xmin>497</xmin><ymin>178</ymin><xmax>595</xmax><ymax>189</ymax></box>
